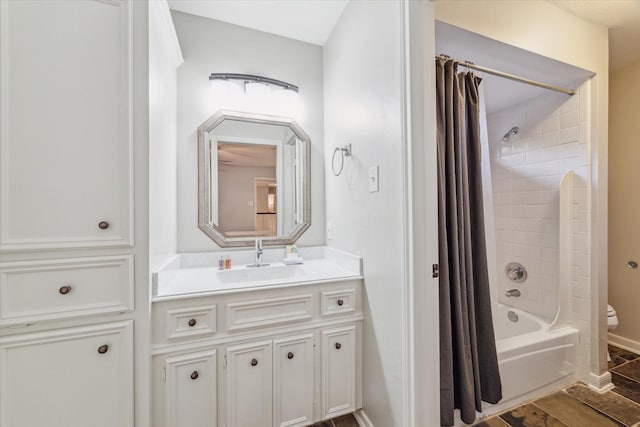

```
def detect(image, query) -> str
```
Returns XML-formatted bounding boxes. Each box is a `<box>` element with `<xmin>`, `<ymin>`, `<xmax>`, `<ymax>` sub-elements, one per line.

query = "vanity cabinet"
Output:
<box><xmin>226</xmin><ymin>334</ymin><xmax>314</xmax><ymax>427</ymax></box>
<box><xmin>0</xmin><ymin>321</ymin><xmax>133</xmax><ymax>427</ymax></box>
<box><xmin>165</xmin><ymin>349</ymin><xmax>218</xmax><ymax>427</ymax></box>
<box><xmin>273</xmin><ymin>334</ymin><xmax>315</xmax><ymax>427</ymax></box>
<box><xmin>0</xmin><ymin>1</ymin><xmax>145</xmax><ymax>426</ymax></box>
<box><xmin>321</xmin><ymin>326</ymin><xmax>357</xmax><ymax>419</ymax></box>
<box><xmin>0</xmin><ymin>0</ymin><xmax>133</xmax><ymax>251</ymax></box>
<box><xmin>226</xmin><ymin>340</ymin><xmax>274</xmax><ymax>427</ymax></box>
<box><xmin>152</xmin><ymin>280</ymin><xmax>363</xmax><ymax>427</ymax></box>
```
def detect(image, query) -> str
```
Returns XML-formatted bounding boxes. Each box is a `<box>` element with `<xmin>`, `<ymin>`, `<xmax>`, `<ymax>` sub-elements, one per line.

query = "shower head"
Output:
<box><xmin>502</xmin><ymin>127</ymin><xmax>519</xmax><ymax>142</ymax></box>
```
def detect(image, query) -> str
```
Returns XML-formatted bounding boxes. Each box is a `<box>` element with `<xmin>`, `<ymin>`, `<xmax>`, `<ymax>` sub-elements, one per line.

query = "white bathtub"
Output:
<box><xmin>490</xmin><ymin>304</ymin><xmax>578</xmax><ymax>407</ymax></box>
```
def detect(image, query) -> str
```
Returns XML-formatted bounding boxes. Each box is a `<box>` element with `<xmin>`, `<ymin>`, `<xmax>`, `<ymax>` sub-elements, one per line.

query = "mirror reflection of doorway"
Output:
<box><xmin>216</xmin><ymin>141</ymin><xmax>279</xmax><ymax>237</ymax></box>
<box><xmin>254</xmin><ymin>178</ymin><xmax>277</xmax><ymax>236</ymax></box>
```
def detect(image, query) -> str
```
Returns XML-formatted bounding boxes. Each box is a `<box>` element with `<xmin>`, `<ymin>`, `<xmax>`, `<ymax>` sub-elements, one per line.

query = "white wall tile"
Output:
<box><xmin>488</xmin><ymin>84</ymin><xmax>591</xmax><ymax>332</ymax></box>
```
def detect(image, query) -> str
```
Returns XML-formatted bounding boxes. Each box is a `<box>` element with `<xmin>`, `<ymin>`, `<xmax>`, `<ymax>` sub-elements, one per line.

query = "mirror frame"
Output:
<box><xmin>198</xmin><ymin>110</ymin><xmax>311</xmax><ymax>247</ymax></box>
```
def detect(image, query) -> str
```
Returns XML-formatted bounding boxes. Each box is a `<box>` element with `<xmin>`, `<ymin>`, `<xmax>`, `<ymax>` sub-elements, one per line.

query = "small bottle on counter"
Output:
<box><xmin>225</xmin><ymin>255</ymin><xmax>231</xmax><ymax>269</ymax></box>
<box><xmin>218</xmin><ymin>256</ymin><xmax>224</xmax><ymax>270</ymax></box>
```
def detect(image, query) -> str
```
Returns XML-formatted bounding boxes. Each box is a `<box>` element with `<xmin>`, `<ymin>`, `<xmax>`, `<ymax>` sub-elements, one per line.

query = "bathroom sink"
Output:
<box><xmin>216</xmin><ymin>264</ymin><xmax>304</xmax><ymax>284</ymax></box>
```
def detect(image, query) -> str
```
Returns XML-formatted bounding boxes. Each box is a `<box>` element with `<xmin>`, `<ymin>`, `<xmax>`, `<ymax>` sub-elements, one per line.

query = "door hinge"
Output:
<box><xmin>432</xmin><ymin>264</ymin><xmax>439</xmax><ymax>278</ymax></box>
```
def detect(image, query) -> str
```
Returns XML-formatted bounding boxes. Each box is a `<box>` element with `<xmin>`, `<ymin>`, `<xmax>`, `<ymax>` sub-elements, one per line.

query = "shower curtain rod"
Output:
<box><xmin>436</xmin><ymin>54</ymin><xmax>576</xmax><ymax>96</ymax></box>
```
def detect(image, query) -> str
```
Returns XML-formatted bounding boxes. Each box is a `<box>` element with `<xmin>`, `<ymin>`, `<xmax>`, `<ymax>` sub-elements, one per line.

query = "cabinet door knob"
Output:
<box><xmin>97</xmin><ymin>344</ymin><xmax>109</xmax><ymax>354</ymax></box>
<box><xmin>188</xmin><ymin>318</ymin><xmax>197</xmax><ymax>327</ymax></box>
<box><xmin>98</xmin><ymin>221</ymin><xmax>110</xmax><ymax>230</ymax></box>
<box><xmin>335</xmin><ymin>343</ymin><xmax>342</xmax><ymax>350</ymax></box>
<box><xmin>337</xmin><ymin>299</ymin><xmax>344</xmax><ymax>306</ymax></box>
<box><xmin>287</xmin><ymin>352</ymin><xmax>294</xmax><ymax>360</ymax></box>
<box><xmin>190</xmin><ymin>371</ymin><xmax>199</xmax><ymax>380</ymax></box>
<box><xmin>59</xmin><ymin>285</ymin><xmax>72</xmax><ymax>295</ymax></box>
<box><xmin>250</xmin><ymin>358</ymin><xmax>258</xmax><ymax>367</ymax></box>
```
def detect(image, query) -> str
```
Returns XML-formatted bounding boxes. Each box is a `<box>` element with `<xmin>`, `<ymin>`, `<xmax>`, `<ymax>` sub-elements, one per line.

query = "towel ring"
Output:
<box><xmin>332</xmin><ymin>144</ymin><xmax>352</xmax><ymax>176</ymax></box>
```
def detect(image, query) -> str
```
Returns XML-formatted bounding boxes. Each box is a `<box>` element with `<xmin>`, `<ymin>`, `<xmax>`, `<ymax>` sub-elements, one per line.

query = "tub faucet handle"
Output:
<box><xmin>505</xmin><ymin>262</ymin><xmax>527</xmax><ymax>283</ymax></box>
<box><xmin>505</xmin><ymin>289</ymin><xmax>521</xmax><ymax>297</ymax></box>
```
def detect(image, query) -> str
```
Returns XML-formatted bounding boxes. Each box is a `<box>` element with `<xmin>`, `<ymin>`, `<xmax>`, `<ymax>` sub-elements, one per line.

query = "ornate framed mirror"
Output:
<box><xmin>198</xmin><ymin>110</ymin><xmax>311</xmax><ymax>247</ymax></box>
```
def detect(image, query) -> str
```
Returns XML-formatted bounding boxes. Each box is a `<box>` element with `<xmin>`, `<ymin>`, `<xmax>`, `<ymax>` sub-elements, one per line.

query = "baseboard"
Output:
<box><xmin>587</xmin><ymin>371</ymin><xmax>614</xmax><ymax>393</ymax></box>
<box><xmin>608</xmin><ymin>333</ymin><xmax>640</xmax><ymax>355</ymax></box>
<box><xmin>354</xmin><ymin>409</ymin><xmax>374</xmax><ymax>427</ymax></box>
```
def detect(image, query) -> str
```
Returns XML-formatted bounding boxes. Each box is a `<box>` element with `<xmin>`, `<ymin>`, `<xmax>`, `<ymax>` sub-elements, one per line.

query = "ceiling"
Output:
<box><xmin>218</xmin><ymin>143</ymin><xmax>276</xmax><ymax>168</ymax></box>
<box><xmin>167</xmin><ymin>0</ymin><xmax>348</xmax><ymax>46</ymax></box>
<box><xmin>435</xmin><ymin>21</ymin><xmax>593</xmax><ymax>114</ymax></box>
<box><xmin>549</xmin><ymin>0</ymin><xmax>640</xmax><ymax>71</ymax></box>
<box><xmin>168</xmin><ymin>1</ymin><xmax>640</xmax><ymax>71</ymax></box>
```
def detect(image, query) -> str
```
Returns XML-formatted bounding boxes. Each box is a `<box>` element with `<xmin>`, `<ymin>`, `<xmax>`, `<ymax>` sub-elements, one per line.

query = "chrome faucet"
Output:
<box><xmin>255</xmin><ymin>238</ymin><xmax>263</xmax><ymax>265</ymax></box>
<box><xmin>505</xmin><ymin>289</ymin><xmax>521</xmax><ymax>297</ymax></box>
<box><xmin>247</xmin><ymin>239</ymin><xmax>270</xmax><ymax>268</ymax></box>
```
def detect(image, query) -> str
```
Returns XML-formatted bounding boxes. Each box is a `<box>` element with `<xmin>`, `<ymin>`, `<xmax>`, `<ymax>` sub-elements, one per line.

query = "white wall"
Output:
<box><xmin>608</xmin><ymin>60</ymin><xmax>640</xmax><ymax>352</ymax></box>
<box><xmin>149</xmin><ymin>0</ymin><xmax>182</xmax><ymax>272</ymax></box>
<box><xmin>172</xmin><ymin>11</ymin><xmax>325</xmax><ymax>252</ymax></box>
<box><xmin>436</xmin><ymin>0</ymin><xmax>610</xmax><ymax>385</ymax></box>
<box><xmin>324</xmin><ymin>1</ymin><xmax>406</xmax><ymax>425</ymax></box>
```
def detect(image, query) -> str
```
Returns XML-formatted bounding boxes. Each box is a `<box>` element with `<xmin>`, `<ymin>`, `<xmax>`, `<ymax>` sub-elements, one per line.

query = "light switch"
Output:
<box><xmin>368</xmin><ymin>166</ymin><xmax>379</xmax><ymax>192</ymax></box>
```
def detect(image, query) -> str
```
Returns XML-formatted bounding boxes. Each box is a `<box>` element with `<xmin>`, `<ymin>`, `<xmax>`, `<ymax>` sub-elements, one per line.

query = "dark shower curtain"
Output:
<box><xmin>436</xmin><ymin>57</ymin><xmax>502</xmax><ymax>426</ymax></box>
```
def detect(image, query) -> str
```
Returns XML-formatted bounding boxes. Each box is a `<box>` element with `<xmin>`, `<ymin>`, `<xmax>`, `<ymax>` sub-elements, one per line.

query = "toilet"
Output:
<box><xmin>607</xmin><ymin>304</ymin><xmax>619</xmax><ymax>361</ymax></box>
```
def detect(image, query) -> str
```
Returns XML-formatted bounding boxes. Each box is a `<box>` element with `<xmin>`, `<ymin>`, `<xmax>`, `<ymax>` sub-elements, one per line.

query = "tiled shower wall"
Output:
<box><xmin>486</xmin><ymin>82</ymin><xmax>594</xmax><ymax>379</ymax></box>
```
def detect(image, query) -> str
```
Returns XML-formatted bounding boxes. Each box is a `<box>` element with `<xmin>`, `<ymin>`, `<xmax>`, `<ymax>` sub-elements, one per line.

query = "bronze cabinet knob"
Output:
<box><xmin>287</xmin><ymin>352</ymin><xmax>294</xmax><ymax>360</ymax></box>
<box><xmin>190</xmin><ymin>371</ymin><xmax>199</xmax><ymax>380</ymax></box>
<box><xmin>337</xmin><ymin>299</ymin><xmax>344</xmax><ymax>306</ymax></box>
<box><xmin>335</xmin><ymin>343</ymin><xmax>342</xmax><ymax>350</ymax></box>
<box><xmin>59</xmin><ymin>285</ymin><xmax>72</xmax><ymax>295</ymax></box>
<box><xmin>98</xmin><ymin>221</ymin><xmax>110</xmax><ymax>230</ymax></box>
<box><xmin>97</xmin><ymin>344</ymin><xmax>109</xmax><ymax>354</ymax></box>
<box><xmin>250</xmin><ymin>358</ymin><xmax>258</xmax><ymax>367</ymax></box>
<box><xmin>188</xmin><ymin>318</ymin><xmax>197</xmax><ymax>327</ymax></box>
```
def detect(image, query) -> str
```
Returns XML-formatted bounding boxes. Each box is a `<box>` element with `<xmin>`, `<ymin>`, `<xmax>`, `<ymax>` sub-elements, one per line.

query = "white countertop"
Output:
<box><xmin>152</xmin><ymin>246</ymin><xmax>362</xmax><ymax>300</ymax></box>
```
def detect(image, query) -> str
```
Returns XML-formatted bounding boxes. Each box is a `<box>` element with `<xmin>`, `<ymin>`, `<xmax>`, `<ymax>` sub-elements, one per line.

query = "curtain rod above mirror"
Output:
<box><xmin>209</xmin><ymin>73</ymin><xmax>299</xmax><ymax>93</ymax></box>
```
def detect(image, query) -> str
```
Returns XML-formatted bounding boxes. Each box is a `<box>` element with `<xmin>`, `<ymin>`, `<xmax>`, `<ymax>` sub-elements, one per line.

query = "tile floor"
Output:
<box><xmin>312</xmin><ymin>345</ymin><xmax>640</xmax><ymax>427</ymax></box>
<box><xmin>473</xmin><ymin>345</ymin><xmax>640</xmax><ymax>427</ymax></box>
<box><xmin>311</xmin><ymin>414</ymin><xmax>359</xmax><ymax>427</ymax></box>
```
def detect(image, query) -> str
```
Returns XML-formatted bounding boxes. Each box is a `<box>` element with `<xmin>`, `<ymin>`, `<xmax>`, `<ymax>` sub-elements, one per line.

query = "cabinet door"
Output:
<box><xmin>273</xmin><ymin>334</ymin><xmax>314</xmax><ymax>427</ymax></box>
<box><xmin>0</xmin><ymin>0</ymin><xmax>133</xmax><ymax>251</ymax></box>
<box><xmin>321</xmin><ymin>325</ymin><xmax>356</xmax><ymax>419</ymax></box>
<box><xmin>165</xmin><ymin>349</ymin><xmax>217</xmax><ymax>427</ymax></box>
<box><xmin>226</xmin><ymin>340</ymin><xmax>273</xmax><ymax>427</ymax></box>
<box><xmin>0</xmin><ymin>321</ymin><xmax>133</xmax><ymax>427</ymax></box>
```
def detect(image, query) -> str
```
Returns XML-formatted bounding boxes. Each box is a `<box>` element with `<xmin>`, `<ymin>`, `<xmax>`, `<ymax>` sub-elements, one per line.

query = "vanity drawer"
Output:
<box><xmin>0</xmin><ymin>256</ymin><xmax>133</xmax><ymax>325</ymax></box>
<box><xmin>321</xmin><ymin>289</ymin><xmax>356</xmax><ymax>317</ymax></box>
<box><xmin>166</xmin><ymin>305</ymin><xmax>217</xmax><ymax>341</ymax></box>
<box><xmin>226</xmin><ymin>293</ymin><xmax>313</xmax><ymax>332</ymax></box>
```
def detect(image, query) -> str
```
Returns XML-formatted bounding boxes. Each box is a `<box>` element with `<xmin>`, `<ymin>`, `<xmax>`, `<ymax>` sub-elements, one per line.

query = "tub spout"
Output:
<box><xmin>505</xmin><ymin>288</ymin><xmax>521</xmax><ymax>297</ymax></box>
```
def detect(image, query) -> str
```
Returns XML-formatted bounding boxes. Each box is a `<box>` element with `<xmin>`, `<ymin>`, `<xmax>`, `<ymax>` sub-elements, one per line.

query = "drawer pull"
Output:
<box><xmin>58</xmin><ymin>285</ymin><xmax>72</xmax><ymax>295</ymax></box>
<box><xmin>337</xmin><ymin>299</ymin><xmax>344</xmax><ymax>306</ymax></box>
<box><xmin>188</xmin><ymin>318</ymin><xmax>197</xmax><ymax>327</ymax></box>
<box><xmin>250</xmin><ymin>358</ymin><xmax>258</xmax><ymax>367</ymax></box>
<box><xmin>190</xmin><ymin>371</ymin><xmax>199</xmax><ymax>380</ymax></box>
<box><xmin>335</xmin><ymin>343</ymin><xmax>342</xmax><ymax>350</ymax></box>
<box><xmin>98</xmin><ymin>221</ymin><xmax>110</xmax><ymax>230</ymax></box>
<box><xmin>287</xmin><ymin>352</ymin><xmax>294</xmax><ymax>360</ymax></box>
<box><xmin>97</xmin><ymin>344</ymin><xmax>109</xmax><ymax>354</ymax></box>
